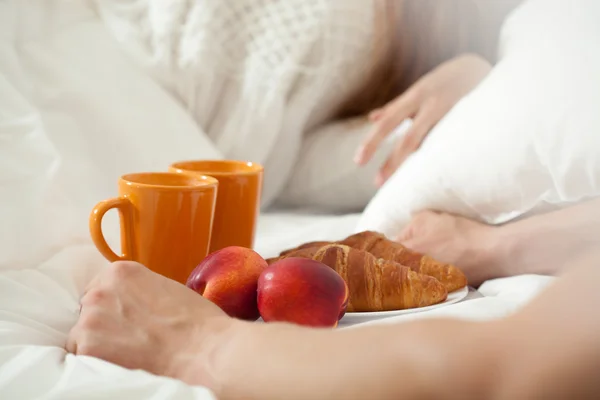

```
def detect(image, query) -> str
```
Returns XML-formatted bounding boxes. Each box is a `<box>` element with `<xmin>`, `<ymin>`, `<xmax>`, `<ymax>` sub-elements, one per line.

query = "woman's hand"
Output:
<box><xmin>66</xmin><ymin>261</ymin><xmax>233</xmax><ymax>387</ymax></box>
<box><xmin>397</xmin><ymin>211</ymin><xmax>503</xmax><ymax>286</ymax></box>
<box><xmin>354</xmin><ymin>54</ymin><xmax>492</xmax><ymax>186</ymax></box>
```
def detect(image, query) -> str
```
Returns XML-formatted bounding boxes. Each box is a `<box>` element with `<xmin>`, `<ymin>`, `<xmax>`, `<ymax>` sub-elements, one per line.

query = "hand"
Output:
<box><xmin>397</xmin><ymin>211</ymin><xmax>502</xmax><ymax>286</ymax></box>
<box><xmin>354</xmin><ymin>54</ymin><xmax>492</xmax><ymax>186</ymax></box>
<box><xmin>66</xmin><ymin>261</ymin><xmax>232</xmax><ymax>387</ymax></box>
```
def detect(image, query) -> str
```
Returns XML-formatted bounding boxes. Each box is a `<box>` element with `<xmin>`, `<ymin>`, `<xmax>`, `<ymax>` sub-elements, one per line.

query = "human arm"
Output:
<box><xmin>353</xmin><ymin>0</ymin><xmax>526</xmax><ymax>185</ymax></box>
<box><xmin>68</xmin><ymin>255</ymin><xmax>600</xmax><ymax>399</ymax></box>
<box><xmin>67</xmin><ymin>261</ymin><xmax>497</xmax><ymax>400</ymax></box>
<box><xmin>396</xmin><ymin>198</ymin><xmax>600</xmax><ymax>285</ymax></box>
<box><xmin>201</xmin><ymin>316</ymin><xmax>495</xmax><ymax>400</ymax></box>
<box><xmin>219</xmin><ymin>254</ymin><xmax>600</xmax><ymax>400</ymax></box>
<box><xmin>492</xmin><ymin>250</ymin><xmax>600</xmax><ymax>399</ymax></box>
<box><xmin>493</xmin><ymin>197</ymin><xmax>600</xmax><ymax>277</ymax></box>
<box><xmin>354</xmin><ymin>54</ymin><xmax>492</xmax><ymax>186</ymax></box>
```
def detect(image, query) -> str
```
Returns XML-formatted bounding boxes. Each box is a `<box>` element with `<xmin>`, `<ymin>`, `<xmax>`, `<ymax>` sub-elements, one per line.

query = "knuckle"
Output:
<box><xmin>371</xmin><ymin>120</ymin><xmax>388</xmax><ymax>137</ymax></box>
<box><xmin>84</xmin><ymin>288</ymin><xmax>108</xmax><ymax>305</ymax></box>
<box><xmin>377</xmin><ymin>117</ymin><xmax>400</xmax><ymax>136</ymax></box>
<box><xmin>79</xmin><ymin>311</ymin><xmax>104</xmax><ymax>331</ymax></box>
<box><xmin>111</xmin><ymin>261</ymin><xmax>141</xmax><ymax>278</ymax></box>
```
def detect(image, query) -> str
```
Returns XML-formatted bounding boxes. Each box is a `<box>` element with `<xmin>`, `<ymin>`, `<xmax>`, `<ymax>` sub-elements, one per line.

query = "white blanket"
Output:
<box><xmin>0</xmin><ymin>212</ymin><xmax>555</xmax><ymax>399</ymax></box>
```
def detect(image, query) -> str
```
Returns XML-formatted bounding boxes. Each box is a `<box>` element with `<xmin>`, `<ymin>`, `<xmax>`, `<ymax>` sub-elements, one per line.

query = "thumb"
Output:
<box><xmin>395</xmin><ymin>211</ymin><xmax>443</xmax><ymax>249</ymax></box>
<box><xmin>395</xmin><ymin>225</ymin><xmax>414</xmax><ymax>246</ymax></box>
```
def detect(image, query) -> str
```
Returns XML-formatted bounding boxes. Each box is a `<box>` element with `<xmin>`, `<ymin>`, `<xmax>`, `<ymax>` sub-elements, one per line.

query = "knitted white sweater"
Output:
<box><xmin>94</xmin><ymin>0</ymin><xmax>378</xmax><ymax>207</ymax></box>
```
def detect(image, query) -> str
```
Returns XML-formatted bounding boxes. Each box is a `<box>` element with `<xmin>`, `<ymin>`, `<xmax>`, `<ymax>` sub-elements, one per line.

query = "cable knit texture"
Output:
<box><xmin>93</xmin><ymin>0</ymin><xmax>378</xmax><ymax>206</ymax></box>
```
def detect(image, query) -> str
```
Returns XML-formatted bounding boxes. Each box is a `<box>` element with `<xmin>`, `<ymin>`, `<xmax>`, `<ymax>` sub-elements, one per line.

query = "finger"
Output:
<box><xmin>354</xmin><ymin>87</ymin><xmax>422</xmax><ymax>165</ymax></box>
<box><xmin>375</xmin><ymin>110</ymin><xmax>438</xmax><ymax>186</ymax></box>
<box><xmin>355</xmin><ymin>105</ymin><xmax>417</xmax><ymax>165</ymax></box>
<box><xmin>355</xmin><ymin>84</ymin><xmax>425</xmax><ymax>165</ymax></box>
<box><xmin>80</xmin><ymin>287</ymin><xmax>117</xmax><ymax>313</ymax></box>
<box><xmin>368</xmin><ymin>108</ymin><xmax>384</xmax><ymax>121</ymax></box>
<box><xmin>396</xmin><ymin>210</ymin><xmax>441</xmax><ymax>244</ymax></box>
<box><xmin>396</xmin><ymin>226</ymin><xmax>414</xmax><ymax>244</ymax></box>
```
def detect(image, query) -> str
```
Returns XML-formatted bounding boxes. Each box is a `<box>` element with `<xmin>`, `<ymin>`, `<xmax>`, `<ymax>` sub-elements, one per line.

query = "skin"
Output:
<box><xmin>67</xmin><ymin>253</ymin><xmax>600</xmax><ymax>400</ymax></box>
<box><xmin>397</xmin><ymin>197</ymin><xmax>600</xmax><ymax>286</ymax></box>
<box><xmin>354</xmin><ymin>54</ymin><xmax>493</xmax><ymax>186</ymax></box>
<box><xmin>355</xmin><ymin>1</ymin><xmax>525</xmax><ymax>185</ymax></box>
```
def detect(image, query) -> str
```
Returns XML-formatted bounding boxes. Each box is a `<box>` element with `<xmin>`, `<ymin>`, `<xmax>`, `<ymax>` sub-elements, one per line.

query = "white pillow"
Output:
<box><xmin>357</xmin><ymin>0</ymin><xmax>600</xmax><ymax>237</ymax></box>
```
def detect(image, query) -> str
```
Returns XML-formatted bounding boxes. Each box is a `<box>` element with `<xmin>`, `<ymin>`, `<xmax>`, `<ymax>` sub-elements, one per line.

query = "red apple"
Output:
<box><xmin>257</xmin><ymin>257</ymin><xmax>349</xmax><ymax>328</ymax></box>
<box><xmin>186</xmin><ymin>246</ymin><xmax>267</xmax><ymax>321</ymax></box>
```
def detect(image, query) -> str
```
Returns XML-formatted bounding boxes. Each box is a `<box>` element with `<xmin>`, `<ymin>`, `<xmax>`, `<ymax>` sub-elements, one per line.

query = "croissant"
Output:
<box><xmin>272</xmin><ymin>231</ymin><xmax>468</xmax><ymax>293</ymax></box>
<box><xmin>340</xmin><ymin>231</ymin><xmax>468</xmax><ymax>292</ymax></box>
<box><xmin>275</xmin><ymin>244</ymin><xmax>448</xmax><ymax>312</ymax></box>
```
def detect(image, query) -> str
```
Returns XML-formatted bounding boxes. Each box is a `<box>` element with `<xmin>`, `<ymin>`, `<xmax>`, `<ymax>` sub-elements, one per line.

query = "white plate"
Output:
<box><xmin>339</xmin><ymin>286</ymin><xmax>469</xmax><ymax>324</ymax></box>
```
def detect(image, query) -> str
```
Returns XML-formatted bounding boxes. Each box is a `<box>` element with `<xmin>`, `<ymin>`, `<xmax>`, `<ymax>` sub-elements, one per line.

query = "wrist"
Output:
<box><xmin>466</xmin><ymin>222</ymin><xmax>519</xmax><ymax>284</ymax></box>
<box><xmin>486</xmin><ymin>221</ymin><xmax>528</xmax><ymax>279</ymax></box>
<box><xmin>169</xmin><ymin>316</ymin><xmax>246</xmax><ymax>392</ymax></box>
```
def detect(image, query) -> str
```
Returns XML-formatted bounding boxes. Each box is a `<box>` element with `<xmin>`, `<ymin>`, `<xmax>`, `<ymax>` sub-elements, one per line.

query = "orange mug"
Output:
<box><xmin>89</xmin><ymin>172</ymin><xmax>218</xmax><ymax>284</ymax></box>
<box><xmin>169</xmin><ymin>160</ymin><xmax>263</xmax><ymax>253</ymax></box>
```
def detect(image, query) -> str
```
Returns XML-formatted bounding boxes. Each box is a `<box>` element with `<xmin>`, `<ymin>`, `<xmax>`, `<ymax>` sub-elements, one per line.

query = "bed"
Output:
<box><xmin>1</xmin><ymin>0</ymin><xmax>592</xmax><ymax>397</ymax></box>
<box><xmin>0</xmin><ymin>211</ymin><xmax>555</xmax><ymax>399</ymax></box>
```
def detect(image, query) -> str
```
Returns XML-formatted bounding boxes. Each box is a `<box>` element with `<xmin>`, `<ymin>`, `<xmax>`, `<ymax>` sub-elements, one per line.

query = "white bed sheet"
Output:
<box><xmin>0</xmin><ymin>212</ymin><xmax>555</xmax><ymax>399</ymax></box>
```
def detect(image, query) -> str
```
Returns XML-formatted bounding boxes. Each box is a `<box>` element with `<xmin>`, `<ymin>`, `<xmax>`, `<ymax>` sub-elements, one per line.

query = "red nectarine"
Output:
<box><xmin>257</xmin><ymin>257</ymin><xmax>349</xmax><ymax>328</ymax></box>
<box><xmin>187</xmin><ymin>246</ymin><xmax>267</xmax><ymax>321</ymax></box>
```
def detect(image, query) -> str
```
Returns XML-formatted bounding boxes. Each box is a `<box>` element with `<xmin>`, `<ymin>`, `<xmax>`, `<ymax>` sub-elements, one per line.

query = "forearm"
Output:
<box><xmin>492</xmin><ymin>254</ymin><xmax>600</xmax><ymax>398</ymax></box>
<box><xmin>186</xmin><ymin>252</ymin><xmax>600</xmax><ymax>400</ymax></box>
<box><xmin>494</xmin><ymin>198</ymin><xmax>600</xmax><ymax>276</ymax></box>
<box><xmin>197</xmin><ymin>319</ymin><xmax>498</xmax><ymax>400</ymax></box>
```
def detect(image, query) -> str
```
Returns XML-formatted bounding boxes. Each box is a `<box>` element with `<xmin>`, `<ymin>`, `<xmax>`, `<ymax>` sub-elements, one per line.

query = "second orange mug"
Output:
<box><xmin>170</xmin><ymin>160</ymin><xmax>264</xmax><ymax>253</ymax></box>
<box><xmin>89</xmin><ymin>172</ymin><xmax>218</xmax><ymax>284</ymax></box>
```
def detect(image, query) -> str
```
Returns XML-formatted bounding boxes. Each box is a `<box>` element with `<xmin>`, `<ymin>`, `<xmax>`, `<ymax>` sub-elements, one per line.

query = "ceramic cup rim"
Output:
<box><xmin>120</xmin><ymin>172</ymin><xmax>219</xmax><ymax>191</ymax></box>
<box><xmin>169</xmin><ymin>159</ymin><xmax>264</xmax><ymax>177</ymax></box>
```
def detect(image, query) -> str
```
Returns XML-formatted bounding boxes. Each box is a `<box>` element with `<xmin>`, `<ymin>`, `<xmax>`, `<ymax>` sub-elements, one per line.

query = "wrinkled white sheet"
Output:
<box><xmin>0</xmin><ymin>212</ymin><xmax>555</xmax><ymax>399</ymax></box>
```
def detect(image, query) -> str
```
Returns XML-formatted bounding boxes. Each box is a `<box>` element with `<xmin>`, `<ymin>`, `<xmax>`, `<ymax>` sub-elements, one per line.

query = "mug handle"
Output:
<box><xmin>89</xmin><ymin>197</ymin><xmax>133</xmax><ymax>262</ymax></box>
